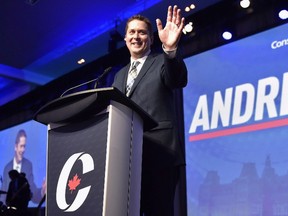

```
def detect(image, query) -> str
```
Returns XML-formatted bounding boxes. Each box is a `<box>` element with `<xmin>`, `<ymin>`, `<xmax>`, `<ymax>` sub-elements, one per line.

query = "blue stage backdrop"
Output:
<box><xmin>183</xmin><ymin>22</ymin><xmax>288</xmax><ymax>216</ymax></box>
<box><xmin>0</xmin><ymin>120</ymin><xmax>47</xmax><ymax>207</ymax></box>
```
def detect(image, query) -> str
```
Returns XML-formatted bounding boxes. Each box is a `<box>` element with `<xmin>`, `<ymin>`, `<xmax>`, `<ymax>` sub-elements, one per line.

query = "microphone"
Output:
<box><xmin>60</xmin><ymin>67</ymin><xmax>112</xmax><ymax>97</ymax></box>
<box><xmin>94</xmin><ymin>66</ymin><xmax>112</xmax><ymax>89</ymax></box>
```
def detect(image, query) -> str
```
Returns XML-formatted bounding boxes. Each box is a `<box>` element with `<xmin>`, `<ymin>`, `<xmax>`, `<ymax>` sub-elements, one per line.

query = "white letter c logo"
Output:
<box><xmin>56</xmin><ymin>152</ymin><xmax>94</xmax><ymax>212</ymax></box>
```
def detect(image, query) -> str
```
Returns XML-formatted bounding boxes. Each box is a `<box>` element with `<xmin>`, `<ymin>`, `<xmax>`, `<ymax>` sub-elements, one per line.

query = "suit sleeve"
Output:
<box><xmin>162</xmin><ymin>52</ymin><xmax>188</xmax><ymax>89</ymax></box>
<box><xmin>23</xmin><ymin>159</ymin><xmax>42</xmax><ymax>203</ymax></box>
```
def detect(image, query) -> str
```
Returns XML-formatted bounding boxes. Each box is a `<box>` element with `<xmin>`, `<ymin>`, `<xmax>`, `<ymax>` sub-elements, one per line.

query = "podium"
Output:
<box><xmin>34</xmin><ymin>87</ymin><xmax>157</xmax><ymax>216</ymax></box>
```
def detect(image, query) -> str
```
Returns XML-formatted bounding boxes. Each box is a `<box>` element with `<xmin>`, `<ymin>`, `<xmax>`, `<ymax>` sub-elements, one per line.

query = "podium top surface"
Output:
<box><xmin>34</xmin><ymin>87</ymin><xmax>157</xmax><ymax>131</ymax></box>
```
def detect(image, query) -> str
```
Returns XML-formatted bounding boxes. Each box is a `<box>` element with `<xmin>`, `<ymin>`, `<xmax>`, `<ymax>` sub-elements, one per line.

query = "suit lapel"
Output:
<box><xmin>119</xmin><ymin>64</ymin><xmax>130</xmax><ymax>93</ymax></box>
<box><xmin>129</xmin><ymin>55</ymin><xmax>156</xmax><ymax>97</ymax></box>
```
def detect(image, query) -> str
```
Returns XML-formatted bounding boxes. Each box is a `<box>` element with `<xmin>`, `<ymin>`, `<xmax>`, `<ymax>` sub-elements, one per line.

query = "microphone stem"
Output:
<box><xmin>60</xmin><ymin>66</ymin><xmax>112</xmax><ymax>97</ymax></box>
<box><xmin>60</xmin><ymin>78</ymin><xmax>97</xmax><ymax>97</ymax></box>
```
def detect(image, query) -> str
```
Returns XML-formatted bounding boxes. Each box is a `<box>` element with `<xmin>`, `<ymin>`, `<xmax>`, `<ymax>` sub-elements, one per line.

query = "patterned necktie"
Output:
<box><xmin>126</xmin><ymin>61</ymin><xmax>140</xmax><ymax>96</ymax></box>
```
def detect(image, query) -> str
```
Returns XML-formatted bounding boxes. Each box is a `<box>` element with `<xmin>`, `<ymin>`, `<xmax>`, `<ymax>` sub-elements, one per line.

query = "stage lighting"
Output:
<box><xmin>185</xmin><ymin>4</ymin><xmax>196</xmax><ymax>12</ymax></box>
<box><xmin>240</xmin><ymin>0</ymin><xmax>250</xmax><ymax>9</ymax></box>
<box><xmin>279</xmin><ymin>9</ymin><xmax>288</xmax><ymax>20</ymax></box>
<box><xmin>108</xmin><ymin>29</ymin><xmax>123</xmax><ymax>53</ymax></box>
<box><xmin>77</xmin><ymin>59</ymin><xmax>85</xmax><ymax>65</ymax></box>
<box><xmin>182</xmin><ymin>22</ymin><xmax>194</xmax><ymax>35</ymax></box>
<box><xmin>222</xmin><ymin>31</ymin><xmax>232</xmax><ymax>40</ymax></box>
<box><xmin>108</xmin><ymin>19</ymin><xmax>123</xmax><ymax>53</ymax></box>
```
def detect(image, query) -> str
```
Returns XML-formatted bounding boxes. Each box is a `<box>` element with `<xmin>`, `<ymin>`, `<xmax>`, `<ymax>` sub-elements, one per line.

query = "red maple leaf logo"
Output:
<box><xmin>68</xmin><ymin>174</ymin><xmax>81</xmax><ymax>193</ymax></box>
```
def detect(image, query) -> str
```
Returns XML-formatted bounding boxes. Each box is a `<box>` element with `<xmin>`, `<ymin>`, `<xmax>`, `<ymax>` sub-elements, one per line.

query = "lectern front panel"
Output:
<box><xmin>47</xmin><ymin>113</ymin><xmax>108</xmax><ymax>216</ymax></box>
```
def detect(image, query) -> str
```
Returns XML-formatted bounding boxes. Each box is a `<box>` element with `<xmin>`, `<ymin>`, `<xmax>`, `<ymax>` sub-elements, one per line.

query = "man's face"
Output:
<box><xmin>15</xmin><ymin>136</ymin><xmax>26</xmax><ymax>163</ymax></box>
<box><xmin>125</xmin><ymin>19</ymin><xmax>152</xmax><ymax>59</ymax></box>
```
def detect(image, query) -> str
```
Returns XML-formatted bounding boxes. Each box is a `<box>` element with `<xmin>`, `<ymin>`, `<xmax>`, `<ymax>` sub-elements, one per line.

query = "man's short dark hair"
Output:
<box><xmin>15</xmin><ymin>129</ymin><xmax>27</xmax><ymax>145</ymax></box>
<box><xmin>125</xmin><ymin>14</ymin><xmax>153</xmax><ymax>38</ymax></box>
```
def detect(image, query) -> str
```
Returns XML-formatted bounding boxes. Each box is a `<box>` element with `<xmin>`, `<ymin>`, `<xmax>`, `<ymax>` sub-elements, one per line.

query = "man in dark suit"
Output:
<box><xmin>0</xmin><ymin>129</ymin><xmax>45</xmax><ymax>205</ymax></box>
<box><xmin>112</xmin><ymin>5</ymin><xmax>187</xmax><ymax>216</ymax></box>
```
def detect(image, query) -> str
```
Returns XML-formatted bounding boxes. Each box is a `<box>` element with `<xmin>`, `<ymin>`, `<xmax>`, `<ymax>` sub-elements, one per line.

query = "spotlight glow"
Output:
<box><xmin>185</xmin><ymin>22</ymin><xmax>193</xmax><ymax>33</ymax></box>
<box><xmin>240</xmin><ymin>0</ymin><xmax>250</xmax><ymax>9</ymax></box>
<box><xmin>77</xmin><ymin>58</ymin><xmax>85</xmax><ymax>64</ymax></box>
<box><xmin>279</xmin><ymin>9</ymin><xmax>288</xmax><ymax>20</ymax></box>
<box><xmin>222</xmin><ymin>31</ymin><xmax>232</xmax><ymax>40</ymax></box>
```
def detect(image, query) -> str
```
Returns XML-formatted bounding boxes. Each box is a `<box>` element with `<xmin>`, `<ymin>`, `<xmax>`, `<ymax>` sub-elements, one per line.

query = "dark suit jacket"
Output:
<box><xmin>1</xmin><ymin>157</ymin><xmax>42</xmax><ymax>204</ymax></box>
<box><xmin>112</xmin><ymin>52</ymin><xmax>187</xmax><ymax>167</ymax></box>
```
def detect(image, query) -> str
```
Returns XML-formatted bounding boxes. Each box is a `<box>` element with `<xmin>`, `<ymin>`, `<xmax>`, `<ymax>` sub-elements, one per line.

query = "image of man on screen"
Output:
<box><xmin>0</xmin><ymin>129</ymin><xmax>46</xmax><ymax>204</ymax></box>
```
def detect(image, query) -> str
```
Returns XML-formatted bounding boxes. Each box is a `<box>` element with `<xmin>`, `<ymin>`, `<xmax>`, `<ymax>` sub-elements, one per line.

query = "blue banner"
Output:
<box><xmin>184</xmin><ymin>23</ymin><xmax>288</xmax><ymax>216</ymax></box>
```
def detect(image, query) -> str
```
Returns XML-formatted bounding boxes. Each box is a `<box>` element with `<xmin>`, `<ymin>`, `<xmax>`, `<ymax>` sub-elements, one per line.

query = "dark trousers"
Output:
<box><xmin>140</xmin><ymin>139</ymin><xmax>180</xmax><ymax>216</ymax></box>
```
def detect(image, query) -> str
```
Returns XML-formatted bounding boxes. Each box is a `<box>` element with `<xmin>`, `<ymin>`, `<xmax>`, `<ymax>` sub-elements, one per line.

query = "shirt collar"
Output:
<box><xmin>13</xmin><ymin>158</ymin><xmax>22</xmax><ymax>172</ymax></box>
<box><xmin>130</xmin><ymin>50</ymin><xmax>150</xmax><ymax>65</ymax></box>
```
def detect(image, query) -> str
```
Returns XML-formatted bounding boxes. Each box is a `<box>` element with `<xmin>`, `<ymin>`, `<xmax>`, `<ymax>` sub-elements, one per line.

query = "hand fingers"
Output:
<box><xmin>178</xmin><ymin>17</ymin><xmax>185</xmax><ymax>30</ymax></box>
<box><xmin>172</xmin><ymin>5</ymin><xmax>178</xmax><ymax>24</ymax></box>
<box><xmin>156</xmin><ymin>18</ymin><xmax>163</xmax><ymax>31</ymax></box>
<box><xmin>173</xmin><ymin>5</ymin><xmax>183</xmax><ymax>27</ymax></box>
<box><xmin>175</xmin><ymin>6</ymin><xmax>182</xmax><ymax>27</ymax></box>
<box><xmin>167</xmin><ymin>5</ymin><xmax>183</xmax><ymax>27</ymax></box>
<box><xmin>166</xmin><ymin>5</ymin><xmax>172</xmax><ymax>23</ymax></box>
